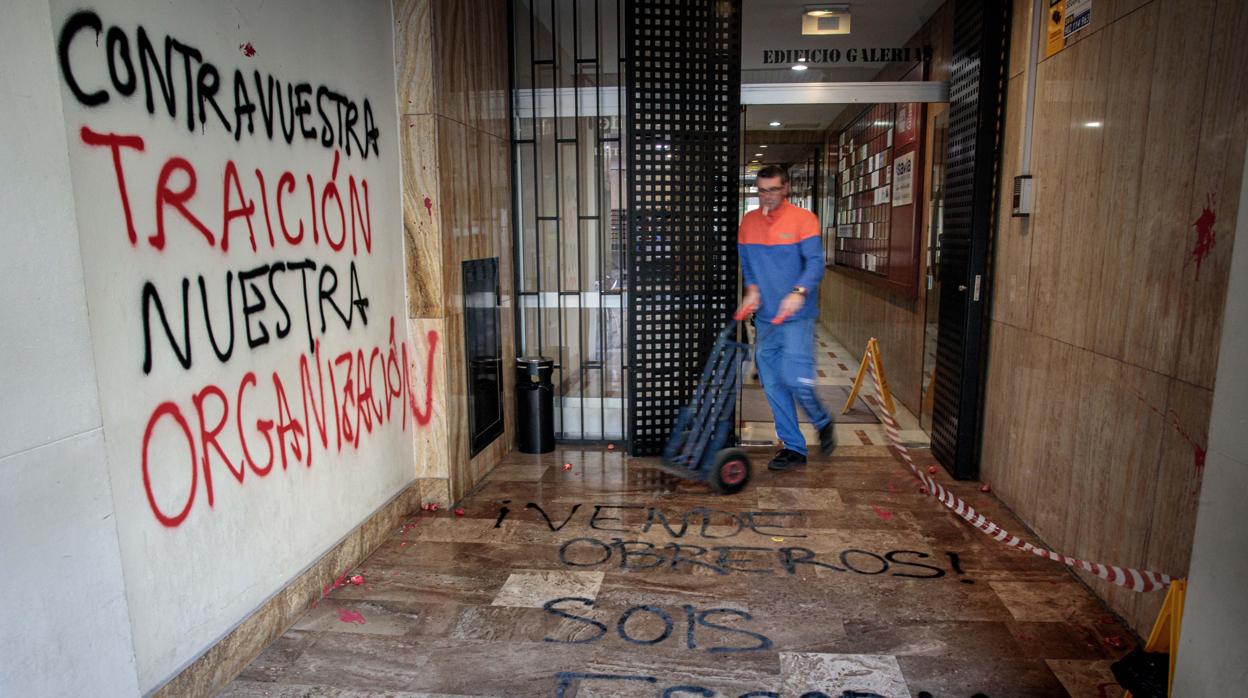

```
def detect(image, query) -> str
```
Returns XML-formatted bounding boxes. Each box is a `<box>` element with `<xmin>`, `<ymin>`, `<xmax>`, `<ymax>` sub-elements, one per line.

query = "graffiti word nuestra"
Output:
<box><xmin>59</xmin><ymin>11</ymin><xmax>380</xmax><ymax>157</ymax></box>
<box><xmin>142</xmin><ymin>317</ymin><xmax>437</xmax><ymax>527</ymax></box>
<box><xmin>81</xmin><ymin>129</ymin><xmax>372</xmax><ymax>257</ymax></box>
<box><xmin>557</xmin><ymin>537</ymin><xmax>948</xmax><ymax>579</ymax></box>
<box><xmin>142</xmin><ymin>258</ymin><xmax>368</xmax><ymax>374</ymax></box>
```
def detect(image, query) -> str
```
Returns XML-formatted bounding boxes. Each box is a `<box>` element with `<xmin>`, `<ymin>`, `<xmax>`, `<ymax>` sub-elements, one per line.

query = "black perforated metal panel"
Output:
<box><xmin>931</xmin><ymin>0</ymin><xmax>1011</xmax><ymax>477</ymax></box>
<box><xmin>625</xmin><ymin>0</ymin><xmax>742</xmax><ymax>456</ymax></box>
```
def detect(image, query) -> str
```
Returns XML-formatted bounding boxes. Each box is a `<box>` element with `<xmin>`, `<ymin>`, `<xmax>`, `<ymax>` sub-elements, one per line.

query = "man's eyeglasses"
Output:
<box><xmin>757</xmin><ymin>186</ymin><xmax>786</xmax><ymax>194</ymax></box>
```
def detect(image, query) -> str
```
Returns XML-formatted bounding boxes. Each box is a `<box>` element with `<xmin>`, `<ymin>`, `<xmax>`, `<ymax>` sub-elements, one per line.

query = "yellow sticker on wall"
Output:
<box><xmin>1045</xmin><ymin>0</ymin><xmax>1066</xmax><ymax>58</ymax></box>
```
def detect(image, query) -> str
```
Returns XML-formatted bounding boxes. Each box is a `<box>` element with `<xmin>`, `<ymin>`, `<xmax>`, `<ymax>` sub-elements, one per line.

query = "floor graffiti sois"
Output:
<box><xmin>220</xmin><ymin>445</ymin><xmax>1132</xmax><ymax>697</ymax></box>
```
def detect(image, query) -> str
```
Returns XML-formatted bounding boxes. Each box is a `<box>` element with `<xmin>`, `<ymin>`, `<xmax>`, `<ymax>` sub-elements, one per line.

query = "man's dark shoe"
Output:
<box><xmin>767</xmin><ymin>448</ymin><xmax>807</xmax><ymax>471</ymax></box>
<box><xmin>818</xmin><ymin>420</ymin><xmax>837</xmax><ymax>457</ymax></box>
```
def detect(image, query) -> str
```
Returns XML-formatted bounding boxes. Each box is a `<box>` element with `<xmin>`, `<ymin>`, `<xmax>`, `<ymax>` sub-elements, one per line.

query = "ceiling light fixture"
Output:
<box><xmin>754</xmin><ymin>153</ymin><xmax>763</xmax><ymax>157</ymax></box>
<box><xmin>791</xmin><ymin>64</ymin><xmax>808</xmax><ymax>71</ymax></box>
<box><xmin>760</xmin><ymin>145</ymin><xmax>768</xmax><ymax>149</ymax></box>
<box><xmin>1085</xmin><ymin>121</ymin><xmax>1102</xmax><ymax>128</ymax></box>
<box><xmin>769</xmin><ymin>121</ymin><xmax>782</xmax><ymax>127</ymax></box>
<box><xmin>803</xmin><ymin>4</ymin><xmax>851</xmax><ymax>35</ymax></box>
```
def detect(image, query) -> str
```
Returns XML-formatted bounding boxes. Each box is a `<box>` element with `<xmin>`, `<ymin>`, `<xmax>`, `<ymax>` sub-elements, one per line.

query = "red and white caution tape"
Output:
<box><xmin>865</xmin><ymin>356</ymin><xmax>1173</xmax><ymax>593</ymax></box>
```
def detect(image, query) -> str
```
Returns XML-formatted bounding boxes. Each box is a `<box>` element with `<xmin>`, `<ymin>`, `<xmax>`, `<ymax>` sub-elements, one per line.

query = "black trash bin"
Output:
<box><xmin>516</xmin><ymin>356</ymin><xmax>555</xmax><ymax>453</ymax></box>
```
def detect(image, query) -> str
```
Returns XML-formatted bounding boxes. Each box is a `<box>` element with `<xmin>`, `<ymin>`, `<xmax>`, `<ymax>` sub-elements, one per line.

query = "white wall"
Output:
<box><xmin>0</xmin><ymin>1</ymin><xmax>140</xmax><ymax>695</ymax></box>
<box><xmin>2</xmin><ymin>1</ymin><xmax>417</xmax><ymax>694</ymax></box>
<box><xmin>1173</xmin><ymin>147</ymin><xmax>1248</xmax><ymax>692</ymax></box>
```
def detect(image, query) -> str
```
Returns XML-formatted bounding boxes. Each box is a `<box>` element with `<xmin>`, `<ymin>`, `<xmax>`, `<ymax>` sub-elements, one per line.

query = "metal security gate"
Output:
<box><xmin>930</xmin><ymin>0</ymin><xmax>1011</xmax><ymax>478</ymax></box>
<box><xmin>509</xmin><ymin>0</ymin><xmax>629</xmax><ymax>441</ymax></box>
<box><xmin>625</xmin><ymin>0</ymin><xmax>742</xmax><ymax>455</ymax></box>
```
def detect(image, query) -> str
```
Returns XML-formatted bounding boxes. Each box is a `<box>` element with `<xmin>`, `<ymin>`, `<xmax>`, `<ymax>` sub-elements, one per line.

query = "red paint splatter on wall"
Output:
<box><xmin>406</xmin><ymin>329</ymin><xmax>439</xmax><ymax>427</ymax></box>
<box><xmin>423</xmin><ymin>196</ymin><xmax>433</xmax><ymax>218</ymax></box>
<box><xmin>239</xmin><ymin>42</ymin><xmax>257</xmax><ymax>58</ymax></box>
<box><xmin>1189</xmin><ymin>193</ymin><xmax>1216</xmax><ymax>279</ymax></box>
<box><xmin>336</xmin><ymin>609</ymin><xmax>365</xmax><ymax>625</ymax></box>
<box><xmin>1129</xmin><ymin>388</ymin><xmax>1208</xmax><ymax>477</ymax></box>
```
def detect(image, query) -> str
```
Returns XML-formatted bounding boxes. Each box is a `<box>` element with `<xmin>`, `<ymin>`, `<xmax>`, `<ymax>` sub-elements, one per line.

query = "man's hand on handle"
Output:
<box><xmin>733</xmin><ymin>285</ymin><xmax>760</xmax><ymax>321</ymax></box>
<box><xmin>771</xmin><ymin>292</ymin><xmax>805</xmax><ymax>324</ymax></box>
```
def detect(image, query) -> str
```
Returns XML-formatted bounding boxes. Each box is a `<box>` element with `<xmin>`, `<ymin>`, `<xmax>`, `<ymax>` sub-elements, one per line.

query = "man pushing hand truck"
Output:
<box><xmin>734</xmin><ymin>165</ymin><xmax>836</xmax><ymax>471</ymax></box>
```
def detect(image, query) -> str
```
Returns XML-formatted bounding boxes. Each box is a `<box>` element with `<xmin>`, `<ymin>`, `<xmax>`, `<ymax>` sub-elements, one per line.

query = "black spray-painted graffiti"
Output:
<box><xmin>142</xmin><ymin>258</ymin><xmax>369</xmax><ymax>374</ymax></box>
<box><xmin>557</xmin><ymin>538</ymin><xmax>949</xmax><ymax>579</ymax></box>
<box><xmin>59</xmin><ymin>10</ymin><xmax>380</xmax><ymax>157</ymax></box>
<box><xmin>542</xmin><ymin>598</ymin><xmax>773</xmax><ymax>653</ymax></box>
<box><xmin>495</xmin><ymin>502</ymin><xmax>809</xmax><ymax>539</ymax></box>
<box><xmin>553</xmin><ymin>672</ymin><xmax>895</xmax><ymax>697</ymax></box>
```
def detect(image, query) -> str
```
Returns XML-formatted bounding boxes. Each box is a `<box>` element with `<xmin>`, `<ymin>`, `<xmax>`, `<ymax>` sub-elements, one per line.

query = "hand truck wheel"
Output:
<box><xmin>709</xmin><ymin>448</ymin><xmax>751</xmax><ymax>495</ymax></box>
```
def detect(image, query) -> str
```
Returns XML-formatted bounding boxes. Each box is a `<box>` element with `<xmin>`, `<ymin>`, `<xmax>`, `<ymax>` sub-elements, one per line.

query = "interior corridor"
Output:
<box><xmin>222</xmin><ymin>442</ymin><xmax>1129</xmax><ymax>696</ymax></box>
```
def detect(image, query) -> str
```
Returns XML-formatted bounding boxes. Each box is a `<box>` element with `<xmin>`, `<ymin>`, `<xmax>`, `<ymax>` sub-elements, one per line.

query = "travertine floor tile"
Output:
<box><xmin>491</xmin><ymin>570</ymin><xmax>605</xmax><ymax>608</ymax></box>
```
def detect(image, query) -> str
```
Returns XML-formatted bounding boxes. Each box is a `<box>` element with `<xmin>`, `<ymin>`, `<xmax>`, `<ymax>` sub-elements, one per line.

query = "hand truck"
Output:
<box><xmin>659</xmin><ymin>321</ymin><xmax>752</xmax><ymax>494</ymax></box>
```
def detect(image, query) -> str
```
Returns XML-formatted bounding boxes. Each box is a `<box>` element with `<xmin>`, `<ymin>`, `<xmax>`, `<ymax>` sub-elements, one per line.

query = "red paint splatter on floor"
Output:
<box><xmin>423</xmin><ymin>196</ymin><xmax>434</xmax><ymax>218</ymax></box>
<box><xmin>322</xmin><ymin>572</ymin><xmax>349</xmax><ymax>597</ymax></box>
<box><xmin>870</xmin><ymin>504</ymin><xmax>894</xmax><ymax>521</ymax></box>
<box><xmin>1105</xmin><ymin>636</ymin><xmax>1128</xmax><ymax>651</ymax></box>
<box><xmin>1189</xmin><ymin>193</ymin><xmax>1217</xmax><ymax>279</ymax></box>
<box><xmin>348</xmin><ymin>575</ymin><xmax>364</xmax><ymax>586</ymax></box>
<box><xmin>337</xmin><ymin>609</ymin><xmax>366</xmax><ymax>625</ymax></box>
<box><xmin>238</xmin><ymin>42</ymin><xmax>256</xmax><ymax>57</ymax></box>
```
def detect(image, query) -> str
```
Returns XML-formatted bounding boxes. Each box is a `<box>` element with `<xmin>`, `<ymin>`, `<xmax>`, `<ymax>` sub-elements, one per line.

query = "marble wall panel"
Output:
<box><xmin>394</xmin><ymin>0</ymin><xmax>435</xmax><ymax>115</ymax></box>
<box><xmin>1023</xmin><ymin>48</ymin><xmax>1073</xmax><ymax>338</ymax></box>
<box><xmin>1120</xmin><ymin>0</ymin><xmax>1216</xmax><ymax>376</ymax></box>
<box><xmin>1048</xmin><ymin>34</ymin><xmax>1112</xmax><ymax>349</ymax></box>
<box><xmin>403</xmin><ymin>115</ymin><xmax>445</xmax><ymax>318</ymax></box>
<box><xmin>1085</xmin><ymin>4</ymin><xmax>1159</xmax><ymax>360</ymax></box>
<box><xmin>1059</xmin><ymin>0</ymin><xmax>1152</xmax><ymax>52</ymax></box>
<box><xmin>1007</xmin><ymin>0</ymin><xmax>1033</xmax><ymax>80</ymax></box>
<box><xmin>990</xmin><ymin>73</ymin><xmax>1033</xmax><ymax>328</ymax></box>
<box><xmin>1173</xmin><ymin>0</ymin><xmax>1248</xmax><ymax>388</ymax></box>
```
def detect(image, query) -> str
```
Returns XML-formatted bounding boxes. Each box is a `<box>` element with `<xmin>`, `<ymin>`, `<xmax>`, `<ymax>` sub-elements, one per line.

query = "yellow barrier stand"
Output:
<box><xmin>843</xmin><ymin>337</ymin><xmax>895</xmax><ymax>416</ymax></box>
<box><xmin>1124</xmin><ymin>578</ymin><xmax>1186</xmax><ymax>698</ymax></box>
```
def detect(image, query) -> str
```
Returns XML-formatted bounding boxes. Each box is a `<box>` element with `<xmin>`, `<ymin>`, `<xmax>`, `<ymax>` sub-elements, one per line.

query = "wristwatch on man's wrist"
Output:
<box><xmin>791</xmin><ymin>285</ymin><xmax>808</xmax><ymax>297</ymax></box>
